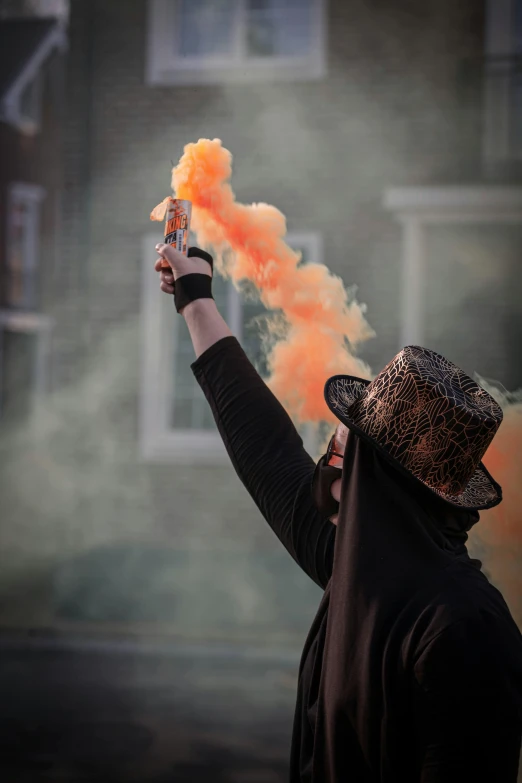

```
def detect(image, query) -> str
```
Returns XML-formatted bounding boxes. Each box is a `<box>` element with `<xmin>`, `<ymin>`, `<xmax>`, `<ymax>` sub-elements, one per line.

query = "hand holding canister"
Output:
<box><xmin>155</xmin><ymin>243</ymin><xmax>214</xmax><ymax>314</ymax></box>
<box><xmin>152</xmin><ymin>195</ymin><xmax>214</xmax><ymax>313</ymax></box>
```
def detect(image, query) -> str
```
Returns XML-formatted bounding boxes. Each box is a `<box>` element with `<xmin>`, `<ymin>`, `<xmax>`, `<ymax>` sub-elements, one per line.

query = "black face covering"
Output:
<box><xmin>312</xmin><ymin>455</ymin><xmax>343</xmax><ymax>519</ymax></box>
<box><xmin>312</xmin><ymin>432</ymin><xmax>480</xmax><ymax>547</ymax></box>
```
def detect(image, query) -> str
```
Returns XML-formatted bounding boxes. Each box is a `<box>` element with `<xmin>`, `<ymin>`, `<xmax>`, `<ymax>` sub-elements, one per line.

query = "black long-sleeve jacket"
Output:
<box><xmin>191</xmin><ymin>335</ymin><xmax>522</xmax><ymax>783</ymax></box>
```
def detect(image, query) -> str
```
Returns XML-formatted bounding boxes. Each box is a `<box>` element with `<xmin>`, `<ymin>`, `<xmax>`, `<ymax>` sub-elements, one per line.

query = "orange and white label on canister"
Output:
<box><xmin>164</xmin><ymin>198</ymin><xmax>192</xmax><ymax>256</ymax></box>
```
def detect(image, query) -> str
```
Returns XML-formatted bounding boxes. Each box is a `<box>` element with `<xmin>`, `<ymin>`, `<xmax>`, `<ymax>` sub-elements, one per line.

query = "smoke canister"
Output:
<box><xmin>163</xmin><ymin>198</ymin><xmax>192</xmax><ymax>264</ymax></box>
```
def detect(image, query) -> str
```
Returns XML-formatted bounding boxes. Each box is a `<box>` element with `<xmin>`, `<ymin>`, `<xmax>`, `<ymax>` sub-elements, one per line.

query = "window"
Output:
<box><xmin>140</xmin><ymin>231</ymin><xmax>323</xmax><ymax>462</ymax></box>
<box><xmin>383</xmin><ymin>186</ymin><xmax>522</xmax><ymax>390</ymax></box>
<box><xmin>483</xmin><ymin>0</ymin><xmax>522</xmax><ymax>168</ymax></box>
<box><xmin>3</xmin><ymin>183</ymin><xmax>45</xmax><ymax>311</ymax></box>
<box><xmin>18</xmin><ymin>71</ymin><xmax>43</xmax><ymax>134</ymax></box>
<box><xmin>514</xmin><ymin>0</ymin><xmax>522</xmax><ymax>154</ymax></box>
<box><xmin>0</xmin><ymin>183</ymin><xmax>52</xmax><ymax>422</ymax></box>
<box><xmin>146</xmin><ymin>0</ymin><xmax>326</xmax><ymax>85</ymax></box>
<box><xmin>0</xmin><ymin>311</ymin><xmax>53</xmax><ymax>422</ymax></box>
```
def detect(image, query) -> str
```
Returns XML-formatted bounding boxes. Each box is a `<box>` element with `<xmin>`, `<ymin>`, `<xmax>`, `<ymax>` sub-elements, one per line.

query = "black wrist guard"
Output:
<box><xmin>173</xmin><ymin>247</ymin><xmax>214</xmax><ymax>314</ymax></box>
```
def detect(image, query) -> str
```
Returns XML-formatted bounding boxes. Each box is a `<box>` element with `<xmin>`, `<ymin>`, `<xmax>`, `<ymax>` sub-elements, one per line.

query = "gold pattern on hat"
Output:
<box><xmin>326</xmin><ymin>346</ymin><xmax>503</xmax><ymax>509</ymax></box>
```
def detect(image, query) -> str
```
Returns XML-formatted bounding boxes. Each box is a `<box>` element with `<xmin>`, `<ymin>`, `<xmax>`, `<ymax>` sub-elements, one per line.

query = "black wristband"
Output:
<box><xmin>173</xmin><ymin>246</ymin><xmax>214</xmax><ymax>313</ymax></box>
<box><xmin>174</xmin><ymin>274</ymin><xmax>214</xmax><ymax>313</ymax></box>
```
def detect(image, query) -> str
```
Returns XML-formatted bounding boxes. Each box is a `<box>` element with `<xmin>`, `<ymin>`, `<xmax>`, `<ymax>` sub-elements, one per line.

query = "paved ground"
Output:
<box><xmin>0</xmin><ymin>634</ymin><xmax>299</xmax><ymax>782</ymax></box>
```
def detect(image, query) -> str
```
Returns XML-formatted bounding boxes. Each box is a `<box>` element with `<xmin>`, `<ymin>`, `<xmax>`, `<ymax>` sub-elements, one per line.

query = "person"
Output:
<box><xmin>154</xmin><ymin>243</ymin><xmax>522</xmax><ymax>783</ymax></box>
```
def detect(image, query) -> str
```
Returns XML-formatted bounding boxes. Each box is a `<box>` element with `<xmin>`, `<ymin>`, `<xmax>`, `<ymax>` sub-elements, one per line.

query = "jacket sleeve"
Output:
<box><xmin>191</xmin><ymin>336</ymin><xmax>336</xmax><ymax>590</ymax></box>
<box><xmin>413</xmin><ymin>618</ymin><xmax>522</xmax><ymax>782</ymax></box>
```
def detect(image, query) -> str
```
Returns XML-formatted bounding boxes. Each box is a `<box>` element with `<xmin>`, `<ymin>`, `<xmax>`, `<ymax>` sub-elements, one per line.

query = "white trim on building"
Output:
<box><xmin>385</xmin><ymin>3</ymin><xmax>522</xmax><ymax>349</ymax></box>
<box><xmin>145</xmin><ymin>0</ymin><xmax>327</xmax><ymax>86</ymax></box>
<box><xmin>5</xmin><ymin>182</ymin><xmax>46</xmax><ymax>311</ymax></box>
<box><xmin>0</xmin><ymin>181</ymin><xmax>52</xmax><ymax>418</ymax></box>
<box><xmin>140</xmin><ymin>231</ymin><xmax>322</xmax><ymax>463</ymax></box>
<box><xmin>383</xmin><ymin>186</ymin><xmax>522</xmax><ymax>348</ymax></box>
<box><xmin>482</xmin><ymin>0</ymin><xmax>522</xmax><ymax>169</ymax></box>
<box><xmin>0</xmin><ymin>20</ymin><xmax>67</xmax><ymax>135</ymax></box>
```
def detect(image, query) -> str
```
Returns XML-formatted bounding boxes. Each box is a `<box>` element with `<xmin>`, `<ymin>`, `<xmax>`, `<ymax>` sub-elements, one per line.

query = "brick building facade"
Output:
<box><xmin>1</xmin><ymin>0</ymin><xmax>521</xmax><ymax>643</ymax></box>
<box><xmin>0</xmin><ymin>16</ymin><xmax>67</xmax><ymax>422</ymax></box>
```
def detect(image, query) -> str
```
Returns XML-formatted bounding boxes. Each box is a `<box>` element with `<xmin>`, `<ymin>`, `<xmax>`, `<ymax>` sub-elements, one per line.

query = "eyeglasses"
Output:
<box><xmin>326</xmin><ymin>433</ymin><xmax>344</xmax><ymax>469</ymax></box>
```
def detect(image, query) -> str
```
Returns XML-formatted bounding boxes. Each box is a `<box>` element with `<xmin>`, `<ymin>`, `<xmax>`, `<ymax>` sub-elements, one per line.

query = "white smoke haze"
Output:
<box><xmin>0</xmin><ymin>309</ymin><xmax>320</xmax><ymax>640</ymax></box>
<box><xmin>0</xmin><ymin>5</ymin><xmax>519</xmax><ymax>781</ymax></box>
<box><xmin>0</xmin><ymin>0</ymin><xmax>520</xmax><ymax>649</ymax></box>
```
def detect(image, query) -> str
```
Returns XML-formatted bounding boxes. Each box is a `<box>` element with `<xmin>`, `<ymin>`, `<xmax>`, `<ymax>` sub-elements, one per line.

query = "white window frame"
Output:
<box><xmin>140</xmin><ymin>231</ymin><xmax>322</xmax><ymax>463</ymax></box>
<box><xmin>383</xmin><ymin>186</ymin><xmax>522</xmax><ymax>348</ymax></box>
<box><xmin>145</xmin><ymin>0</ymin><xmax>327</xmax><ymax>86</ymax></box>
<box><xmin>5</xmin><ymin>182</ymin><xmax>46</xmax><ymax>310</ymax></box>
<box><xmin>0</xmin><ymin>182</ymin><xmax>53</xmax><ymax>418</ymax></box>
<box><xmin>482</xmin><ymin>0</ymin><xmax>522</xmax><ymax>168</ymax></box>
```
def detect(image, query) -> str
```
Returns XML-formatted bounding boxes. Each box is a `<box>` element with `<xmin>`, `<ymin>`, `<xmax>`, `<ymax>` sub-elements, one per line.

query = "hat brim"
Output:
<box><xmin>324</xmin><ymin>374</ymin><xmax>502</xmax><ymax>512</ymax></box>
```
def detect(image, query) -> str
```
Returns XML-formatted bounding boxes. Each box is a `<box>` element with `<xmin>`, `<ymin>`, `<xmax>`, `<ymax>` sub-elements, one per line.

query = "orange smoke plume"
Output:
<box><xmin>151</xmin><ymin>138</ymin><xmax>374</xmax><ymax>425</ymax></box>
<box><xmin>151</xmin><ymin>139</ymin><xmax>521</xmax><ymax>627</ymax></box>
<box><xmin>469</xmin><ymin>392</ymin><xmax>522</xmax><ymax>629</ymax></box>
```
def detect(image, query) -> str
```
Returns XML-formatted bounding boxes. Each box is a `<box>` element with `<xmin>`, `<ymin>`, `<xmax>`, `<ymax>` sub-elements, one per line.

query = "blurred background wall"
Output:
<box><xmin>0</xmin><ymin>0</ymin><xmax>520</xmax><ymax>780</ymax></box>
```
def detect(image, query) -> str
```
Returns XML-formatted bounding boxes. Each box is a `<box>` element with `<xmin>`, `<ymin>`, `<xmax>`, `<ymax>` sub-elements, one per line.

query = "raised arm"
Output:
<box><xmin>156</xmin><ymin>245</ymin><xmax>335</xmax><ymax>589</ymax></box>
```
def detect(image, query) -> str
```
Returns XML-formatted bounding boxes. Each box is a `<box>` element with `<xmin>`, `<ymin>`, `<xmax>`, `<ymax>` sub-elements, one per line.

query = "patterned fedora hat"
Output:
<box><xmin>324</xmin><ymin>345</ymin><xmax>503</xmax><ymax>510</ymax></box>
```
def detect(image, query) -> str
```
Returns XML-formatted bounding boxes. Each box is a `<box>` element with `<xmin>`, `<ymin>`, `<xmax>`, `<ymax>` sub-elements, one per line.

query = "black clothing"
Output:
<box><xmin>191</xmin><ymin>336</ymin><xmax>522</xmax><ymax>783</ymax></box>
<box><xmin>311</xmin><ymin>456</ymin><xmax>342</xmax><ymax>519</ymax></box>
<box><xmin>173</xmin><ymin>247</ymin><xmax>214</xmax><ymax>312</ymax></box>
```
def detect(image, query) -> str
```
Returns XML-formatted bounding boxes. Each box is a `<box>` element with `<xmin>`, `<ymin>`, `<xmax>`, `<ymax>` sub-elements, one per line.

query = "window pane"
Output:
<box><xmin>171</xmin><ymin>395</ymin><xmax>194</xmax><ymax>429</ymax></box>
<box><xmin>291</xmin><ymin>243</ymin><xmax>310</xmax><ymax>264</ymax></box>
<box><xmin>179</xmin><ymin>0</ymin><xmax>238</xmax><ymax>57</ymax></box>
<box><xmin>246</xmin><ymin>0</ymin><xmax>313</xmax><ymax>58</ymax></box>
<box><xmin>511</xmin><ymin>44</ymin><xmax>522</xmax><ymax>158</ymax></box>
<box><xmin>240</xmin><ymin>243</ymin><xmax>309</xmax><ymax>375</ymax></box>
<box><xmin>238</xmin><ymin>280</ymin><xmax>268</xmax><ymax>376</ymax></box>
<box><xmin>168</xmin><ymin>235</ymin><xmax>230</xmax><ymax>431</ymax></box>
<box><xmin>511</xmin><ymin>1</ymin><xmax>522</xmax><ymax>156</ymax></box>
<box><xmin>19</xmin><ymin>73</ymin><xmax>42</xmax><ymax>124</ymax></box>
<box><xmin>4</xmin><ymin>197</ymin><xmax>37</xmax><ymax>310</ymax></box>
<box><xmin>423</xmin><ymin>224</ymin><xmax>522</xmax><ymax>391</ymax></box>
<box><xmin>169</xmin><ymin>241</ymin><xmax>316</xmax><ymax>432</ymax></box>
<box><xmin>170</xmin><ymin>274</ymin><xmax>230</xmax><ymax>431</ymax></box>
<box><xmin>515</xmin><ymin>0</ymin><xmax>522</xmax><ymax>53</ymax></box>
<box><xmin>6</xmin><ymin>200</ymin><xmax>27</xmax><ymax>307</ymax></box>
<box><xmin>0</xmin><ymin>330</ymin><xmax>36</xmax><ymax>423</ymax></box>
<box><xmin>171</xmin><ymin>319</ymin><xmax>210</xmax><ymax>429</ymax></box>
